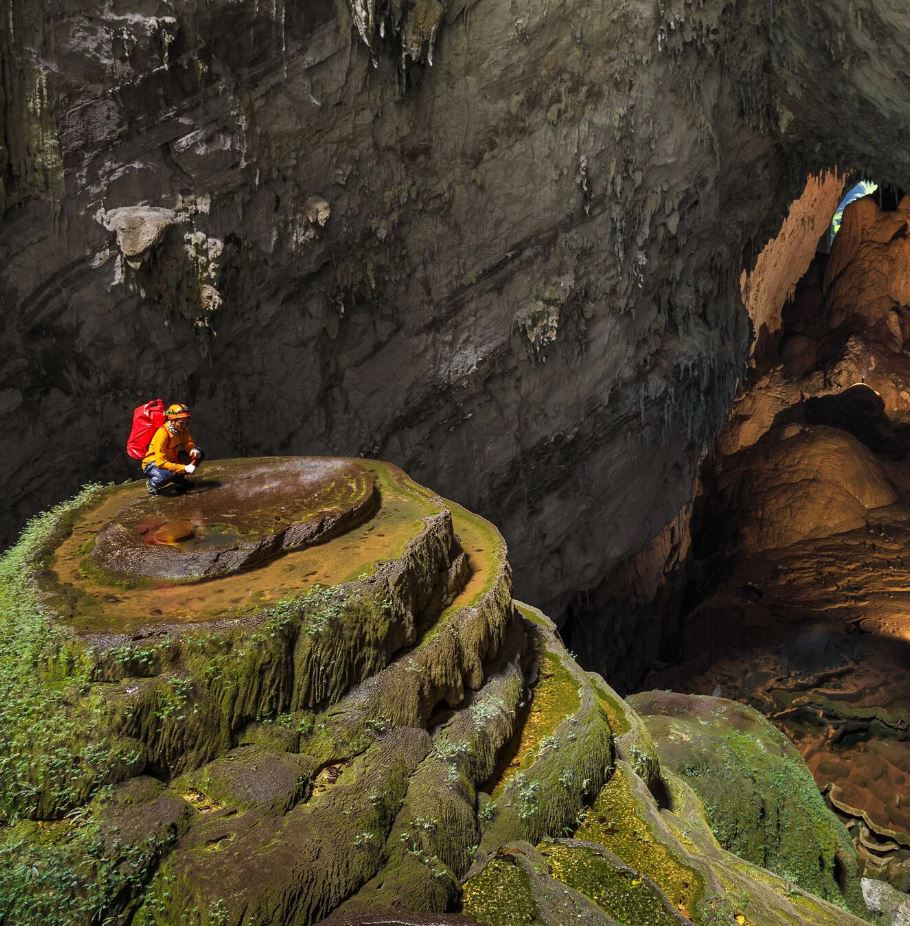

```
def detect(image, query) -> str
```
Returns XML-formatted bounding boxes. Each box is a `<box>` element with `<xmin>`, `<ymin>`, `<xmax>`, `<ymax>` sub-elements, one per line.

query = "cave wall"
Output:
<box><xmin>4</xmin><ymin>0</ymin><xmax>910</xmax><ymax>614</ymax></box>
<box><xmin>740</xmin><ymin>171</ymin><xmax>846</xmax><ymax>365</ymax></box>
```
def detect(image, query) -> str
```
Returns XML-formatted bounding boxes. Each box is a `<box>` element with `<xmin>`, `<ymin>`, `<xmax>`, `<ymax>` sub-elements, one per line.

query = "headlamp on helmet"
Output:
<box><xmin>165</xmin><ymin>404</ymin><xmax>191</xmax><ymax>420</ymax></box>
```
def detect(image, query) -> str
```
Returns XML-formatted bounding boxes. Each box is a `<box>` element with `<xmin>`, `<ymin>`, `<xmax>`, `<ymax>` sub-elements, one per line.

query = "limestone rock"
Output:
<box><xmin>716</xmin><ymin>424</ymin><xmax>896</xmax><ymax>552</ymax></box>
<box><xmin>861</xmin><ymin>878</ymin><xmax>910</xmax><ymax>926</ymax></box>
<box><xmin>741</xmin><ymin>173</ymin><xmax>846</xmax><ymax>362</ymax></box>
<box><xmin>101</xmin><ymin>206</ymin><xmax>179</xmax><ymax>266</ymax></box>
<box><xmin>0</xmin><ymin>463</ymin><xmax>869</xmax><ymax>925</ymax></box>
<box><xmin>629</xmin><ymin>690</ymin><xmax>865</xmax><ymax>915</ymax></box>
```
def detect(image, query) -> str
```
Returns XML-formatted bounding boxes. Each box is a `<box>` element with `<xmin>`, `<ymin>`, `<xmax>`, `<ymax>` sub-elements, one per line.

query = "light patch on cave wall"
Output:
<box><xmin>830</xmin><ymin>180</ymin><xmax>879</xmax><ymax>240</ymax></box>
<box><xmin>740</xmin><ymin>171</ymin><xmax>846</xmax><ymax>358</ymax></box>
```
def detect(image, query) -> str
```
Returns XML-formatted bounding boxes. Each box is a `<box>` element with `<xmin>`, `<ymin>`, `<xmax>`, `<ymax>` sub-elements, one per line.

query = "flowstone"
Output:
<box><xmin>628</xmin><ymin>691</ymin><xmax>866</xmax><ymax>914</ymax></box>
<box><xmin>0</xmin><ymin>459</ymin><xmax>871</xmax><ymax>925</ymax></box>
<box><xmin>92</xmin><ymin>457</ymin><xmax>377</xmax><ymax>581</ymax></box>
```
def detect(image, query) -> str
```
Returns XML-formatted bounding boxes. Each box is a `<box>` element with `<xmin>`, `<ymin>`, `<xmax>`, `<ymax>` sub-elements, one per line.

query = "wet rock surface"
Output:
<box><xmin>0</xmin><ymin>461</ymin><xmax>868</xmax><ymax>924</ymax></box>
<box><xmin>91</xmin><ymin>457</ymin><xmax>377</xmax><ymax>580</ymax></box>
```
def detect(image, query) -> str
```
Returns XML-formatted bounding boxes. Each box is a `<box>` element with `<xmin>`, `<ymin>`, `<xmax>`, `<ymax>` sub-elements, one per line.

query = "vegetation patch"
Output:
<box><xmin>491</xmin><ymin>651</ymin><xmax>581</xmax><ymax>797</ymax></box>
<box><xmin>0</xmin><ymin>485</ymin><xmax>144</xmax><ymax>821</ymax></box>
<box><xmin>461</xmin><ymin>856</ymin><xmax>538</xmax><ymax>926</ymax></box>
<box><xmin>629</xmin><ymin>693</ymin><xmax>865</xmax><ymax>914</ymax></box>
<box><xmin>540</xmin><ymin>841</ymin><xmax>684</xmax><ymax>926</ymax></box>
<box><xmin>0</xmin><ymin>811</ymin><xmax>168</xmax><ymax>925</ymax></box>
<box><xmin>574</xmin><ymin>767</ymin><xmax>702</xmax><ymax>918</ymax></box>
<box><xmin>591</xmin><ymin>680</ymin><xmax>632</xmax><ymax>736</ymax></box>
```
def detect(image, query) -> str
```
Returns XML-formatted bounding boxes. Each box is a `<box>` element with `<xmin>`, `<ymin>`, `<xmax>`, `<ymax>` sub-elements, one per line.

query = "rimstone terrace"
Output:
<box><xmin>0</xmin><ymin>456</ymin><xmax>871</xmax><ymax>924</ymax></box>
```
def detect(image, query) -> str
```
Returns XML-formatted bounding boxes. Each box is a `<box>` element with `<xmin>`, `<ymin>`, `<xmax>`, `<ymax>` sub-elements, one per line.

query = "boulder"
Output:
<box><xmin>717</xmin><ymin>424</ymin><xmax>896</xmax><ymax>552</ymax></box>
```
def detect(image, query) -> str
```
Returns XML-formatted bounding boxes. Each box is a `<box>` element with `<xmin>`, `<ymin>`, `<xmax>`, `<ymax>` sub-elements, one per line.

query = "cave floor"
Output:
<box><xmin>647</xmin><ymin>453</ymin><xmax>910</xmax><ymax>886</ymax></box>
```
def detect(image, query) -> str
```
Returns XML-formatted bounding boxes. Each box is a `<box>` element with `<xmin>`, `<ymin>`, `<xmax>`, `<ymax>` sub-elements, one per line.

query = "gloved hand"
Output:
<box><xmin>190</xmin><ymin>448</ymin><xmax>201</xmax><ymax>461</ymax></box>
<box><xmin>184</xmin><ymin>463</ymin><xmax>196</xmax><ymax>474</ymax></box>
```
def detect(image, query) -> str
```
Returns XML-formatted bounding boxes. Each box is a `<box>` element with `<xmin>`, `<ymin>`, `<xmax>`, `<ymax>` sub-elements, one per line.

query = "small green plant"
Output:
<box><xmin>207</xmin><ymin>898</ymin><xmax>230</xmax><ymax>926</ymax></box>
<box><xmin>298</xmin><ymin>585</ymin><xmax>350</xmax><ymax>635</ymax></box>
<box><xmin>0</xmin><ymin>817</ymin><xmax>171</xmax><ymax>926</ymax></box>
<box><xmin>155</xmin><ymin>676</ymin><xmax>194</xmax><ymax>722</ymax></box>
<box><xmin>411</xmin><ymin>816</ymin><xmax>438</xmax><ymax>834</ymax></box>
<box><xmin>470</xmin><ymin>695</ymin><xmax>506</xmax><ymax>725</ymax></box>
<box><xmin>478</xmin><ymin>801</ymin><xmax>496</xmax><ymax>825</ymax></box>
<box><xmin>516</xmin><ymin>779</ymin><xmax>542</xmax><ymax>820</ymax></box>
<box><xmin>365</xmin><ymin>714</ymin><xmax>391</xmax><ymax>736</ymax></box>
<box><xmin>435</xmin><ymin>737</ymin><xmax>468</xmax><ymax>761</ymax></box>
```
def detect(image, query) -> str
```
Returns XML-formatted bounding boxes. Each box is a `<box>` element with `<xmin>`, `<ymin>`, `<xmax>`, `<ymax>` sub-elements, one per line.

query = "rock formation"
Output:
<box><xmin>0</xmin><ymin>460</ymin><xmax>869</xmax><ymax>924</ymax></box>
<box><xmin>647</xmin><ymin>190</ymin><xmax>910</xmax><ymax>892</ymax></box>
<box><xmin>6</xmin><ymin>0</ymin><xmax>910</xmax><ymax>620</ymax></box>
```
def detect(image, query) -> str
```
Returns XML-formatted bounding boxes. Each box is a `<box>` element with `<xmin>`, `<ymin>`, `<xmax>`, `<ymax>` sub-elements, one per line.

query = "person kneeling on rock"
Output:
<box><xmin>142</xmin><ymin>403</ymin><xmax>203</xmax><ymax>496</ymax></box>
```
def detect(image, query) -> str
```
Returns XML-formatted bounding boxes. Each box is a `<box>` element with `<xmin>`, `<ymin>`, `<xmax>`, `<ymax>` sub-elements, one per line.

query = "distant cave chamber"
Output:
<box><xmin>566</xmin><ymin>171</ymin><xmax>910</xmax><ymax>891</ymax></box>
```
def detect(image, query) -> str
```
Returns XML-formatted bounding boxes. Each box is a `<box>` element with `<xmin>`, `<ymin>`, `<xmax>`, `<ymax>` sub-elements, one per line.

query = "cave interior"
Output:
<box><xmin>565</xmin><ymin>172</ymin><xmax>910</xmax><ymax>892</ymax></box>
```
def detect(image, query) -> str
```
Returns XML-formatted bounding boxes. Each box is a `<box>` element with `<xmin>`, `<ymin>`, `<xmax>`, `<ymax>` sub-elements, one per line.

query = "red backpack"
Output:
<box><xmin>126</xmin><ymin>398</ymin><xmax>167</xmax><ymax>460</ymax></box>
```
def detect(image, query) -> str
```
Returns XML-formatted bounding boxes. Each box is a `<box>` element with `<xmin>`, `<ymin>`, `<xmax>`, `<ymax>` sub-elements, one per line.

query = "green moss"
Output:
<box><xmin>513</xmin><ymin>602</ymin><xmax>552</xmax><ymax>629</ymax></box>
<box><xmin>492</xmin><ymin>652</ymin><xmax>581</xmax><ymax>797</ymax></box>
<box><xmin>575</xmin><ymin>768</ymin><xmax>702</xmax><ymax>918</ymax></box>
<box><xmin>0</xmin><ymin>809</ymin><xmax>169</xmax><ymax>925</ymax></box>
<box><xmin>0</xmin><ymin>485</ymin><xmax>144</xmax><ymax>821</ymax></box>
<box><xmin>631</xmin><ymin>695</ymin><xmax>865</xmax><ymax>914</ymax></box>
<box><xmin>540</xmin><ymin>842</ymin><xmax>683</xmax><ymax>926</ymax></box>
<box><xmin>462</xmin><ymin>856</ymin><xmax>538</xmax><ymax>926</ymax></box>
<box><xmin>590</xmin><ymin>679</ymin><xmax>632</xmax><ymax>736</ymax></box>
<box><xmin>131</xmin><ymin>870</ymin><xmax>230</xmax><ymax>926</ymax></box>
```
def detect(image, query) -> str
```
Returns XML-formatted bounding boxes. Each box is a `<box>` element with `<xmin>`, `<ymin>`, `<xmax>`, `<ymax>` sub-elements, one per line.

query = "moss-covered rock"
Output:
<box><xmin>629</xmin><ymin>691</ymin><xmax>865</xmax><ymax>916</ymax></box>
<box><xmin>0</xmin><ymin>463</ymin><xmax>875</xmax><ymax>925</ymax></box>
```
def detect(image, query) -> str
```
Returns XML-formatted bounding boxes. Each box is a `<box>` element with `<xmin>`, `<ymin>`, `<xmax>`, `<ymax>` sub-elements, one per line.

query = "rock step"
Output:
<box><xmin>0</xmin><ymin>468</ymin><xmax>875</xmax><ymax>926</ymax></box>
<box><xmin>4</xmin><ymin>461</ymin><xmax>479</xmax><ymax>819</ymax></box>
<box><xmin>462</xmin><ymin>608</ymin><xmax>869</xmax><ymax>926</ymax></box>
<box><xmin>472</xmin><ymin>605</ymin><xmax>616</xmax><ymax>861</ymax></box>
<box><xmin>112</xmin><ymin>472</ymin><xmax>519</xmax><ymax>924</ymax></box>
<box><xmin>44</xmin><ymin>459</ymin><xmax>448</xmax><ymax>636</ymax></box>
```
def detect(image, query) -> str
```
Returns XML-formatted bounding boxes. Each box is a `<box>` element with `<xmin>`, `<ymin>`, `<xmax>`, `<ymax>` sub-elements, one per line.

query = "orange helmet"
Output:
<box><xmin>165</xmin><ymin>403</ymin><xmax>191</xmax><ymax>420</ymax></box>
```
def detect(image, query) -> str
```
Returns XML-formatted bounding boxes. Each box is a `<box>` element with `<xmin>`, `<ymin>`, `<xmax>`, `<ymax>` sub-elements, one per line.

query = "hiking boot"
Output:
<box><xmin>172</xmin><ymin>478</ymin><xmax>191</xmax><ymax>495</ymax></box>
<box><xmin>146</xmin><ymin>479</ymin><xmax>159</xmax><ymax>496</ymax></box>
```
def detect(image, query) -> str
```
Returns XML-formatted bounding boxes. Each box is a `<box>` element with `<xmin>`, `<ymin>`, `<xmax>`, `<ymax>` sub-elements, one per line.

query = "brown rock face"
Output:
<box><xmin>715</xmin><ymin>424</ymin><xmax>896</xmax><ymax>553</ymax></box>
<box><xmin>648</xmin><ymin>185</ymin><xmax>910</xmax><ymax>888</ymax></box>
<box><xmin>741</xmin><ymin>173</ymin><xmax>847</xmax><ymax>364</ymax></box>
<box><xmin>825</xmin><ymin>196</ymin><xmax>910</xmax><ymax>332</ymax></box>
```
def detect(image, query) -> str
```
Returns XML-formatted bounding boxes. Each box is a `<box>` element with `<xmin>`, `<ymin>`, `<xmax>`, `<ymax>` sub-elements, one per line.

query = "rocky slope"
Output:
<box><xmin>6</xmin><ymin>0</ymin><xmax>910</xmax><ymax>616</ymax></box>
<box><xmin>0</xmin><ymin>458</ymin><xmax>870</xmax><ymax>924</ymax></box>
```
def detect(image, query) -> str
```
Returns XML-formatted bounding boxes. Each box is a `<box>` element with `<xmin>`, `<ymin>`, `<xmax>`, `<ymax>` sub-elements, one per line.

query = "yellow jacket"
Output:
<box><xmin>142</xmin><ymin>424</ymin><xmax>197</xmax><ymax>473</ymax></box>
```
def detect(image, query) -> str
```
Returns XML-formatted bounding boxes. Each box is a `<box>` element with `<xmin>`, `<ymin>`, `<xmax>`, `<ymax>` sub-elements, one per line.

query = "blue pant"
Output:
<box><xmin>143</xmin><ymin>464</ymin><xmax>188</xmax><ymax>490</ymax></box>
